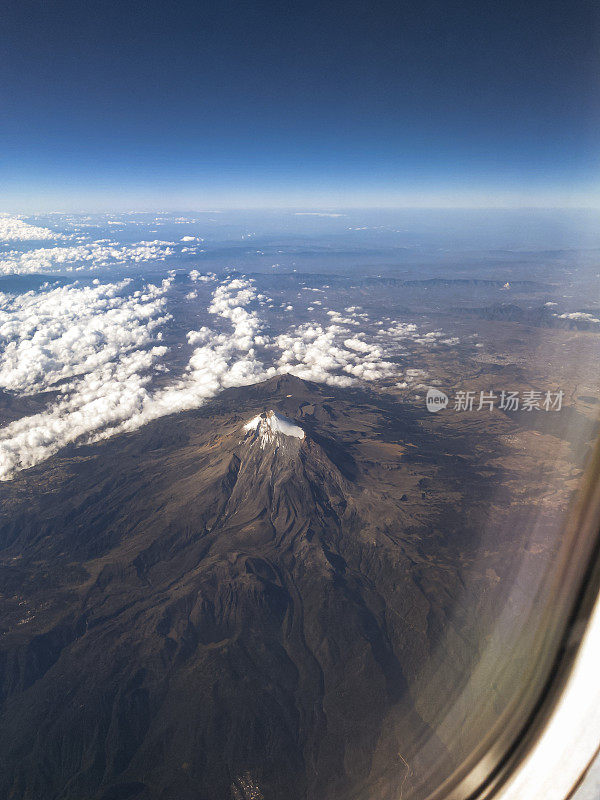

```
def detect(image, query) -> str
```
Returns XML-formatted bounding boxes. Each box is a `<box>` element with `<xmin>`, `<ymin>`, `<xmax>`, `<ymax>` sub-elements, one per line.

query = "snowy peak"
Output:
<box><xmin>243</xmin><ymin>410</ymin><xmax>305</xmax><ymax>448</ymax></box>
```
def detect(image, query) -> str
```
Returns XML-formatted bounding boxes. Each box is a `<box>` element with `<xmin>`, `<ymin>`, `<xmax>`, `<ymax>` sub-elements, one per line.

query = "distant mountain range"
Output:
<box><xmin>460</xmin><ymin>302</ymin><xmax>600</xmax><ymax>330</ymax></box>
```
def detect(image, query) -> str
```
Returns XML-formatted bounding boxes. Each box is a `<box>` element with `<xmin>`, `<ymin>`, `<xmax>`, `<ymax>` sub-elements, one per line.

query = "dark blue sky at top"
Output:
<box><xmin>1</xmin><ymin>0</ymin><xmax>599</xmax><ymax>210</ymax></box>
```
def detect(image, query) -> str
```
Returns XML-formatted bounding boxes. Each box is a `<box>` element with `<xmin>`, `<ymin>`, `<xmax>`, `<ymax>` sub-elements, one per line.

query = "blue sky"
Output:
<box><xmin>2</xmin><ymin>0</ymin><xmax>599</xmax><ymax>210</ymax></box>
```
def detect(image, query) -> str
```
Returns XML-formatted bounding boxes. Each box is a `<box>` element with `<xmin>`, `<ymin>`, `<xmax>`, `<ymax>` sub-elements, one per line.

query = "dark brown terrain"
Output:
<box><xmin>0</xmin><ymin>374</ymin><xmax>582</xmax><ymax>800</ymax></box>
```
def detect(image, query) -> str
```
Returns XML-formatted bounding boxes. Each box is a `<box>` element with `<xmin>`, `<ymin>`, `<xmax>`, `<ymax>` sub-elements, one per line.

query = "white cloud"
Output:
<box><xmin>294</xmin><ymin>212</ymin><xmax>345</xmax><ymax>217</ymax></box>
<box><xmin>190</xmin><ymin>269</ymin><xmax>216</xmax><ymax>282</ymax></box>
<box><xmin>0</xmin><ymin>215</ymin><xmax>64</xmax><ymax>242</ymax></box>
<box><xmin>0</xmin><ymin>347</ymin><xmax>167</xmax><ymax>478</ymax></box>
<box><xmin>274</xmin><ymin>322</ymin><xmax>385</xmax><ymax>387</ymax></box>
<box><xmin>0</xmin><ymin>279</ymin><xmax>171</xmax><ymax>394</ymax></box>
<box><xmin>208</xmin><ymin>277</ymin><xmax>263</xmax><ymax>350</ymax></box>
<box><xmin>344</xmin><ymin>337</ymin><xmax>375</xmax><ymax>353</ymax></box>
<box><xmin>0</xmin><ymin>240</ymin><xmax>177</xmax><ymax>275</ymax></box>
<box><xmin>0</xmin><ymin>277</ymin><xmax>271</xmax><ymax>479</ymax></box>
<box><xmin>557</xmin><ymin>311</ymin><xmax>600</xmax><ymax>324</ymax></box>
<box><xmin>385</xmin><ymin>322</ymin><xmax>419</xmax><ymax>337</ymax></box>
<box><xmin>0</xmin><ymin>274</ymin><xmax>461</xmax><ymax>479</ymax></box>
<box><xmin>92</xmin><ymin>278</ymin><xmax>276</xmax><ymax>440</ymax></box>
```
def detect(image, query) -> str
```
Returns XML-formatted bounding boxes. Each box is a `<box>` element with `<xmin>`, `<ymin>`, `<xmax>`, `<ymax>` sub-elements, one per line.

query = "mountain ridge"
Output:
<box><xmin>0</xmin><ymin>373</ymin><xmax>512</xmax><ymax>800</ymax></box>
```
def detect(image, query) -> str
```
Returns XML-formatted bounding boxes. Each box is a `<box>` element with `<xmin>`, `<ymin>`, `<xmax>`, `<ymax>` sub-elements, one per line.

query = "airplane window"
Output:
<box><xmin>1</xmin><ymin>2</ymin><xmax>599</xmax><ymax>800</ymax></box>
<box><xmin>571</xmin><ymin>754</ymin><xmax>600</xmax><ymax>800</ymax></box>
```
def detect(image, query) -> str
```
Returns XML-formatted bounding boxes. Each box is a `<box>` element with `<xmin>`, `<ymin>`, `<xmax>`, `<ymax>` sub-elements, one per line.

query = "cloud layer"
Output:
<box><xmin>0</xmin><ymin>215</ymin><xmax>64</xmax><ymax>242</ymax></box>
<box><xmin>0</xmin><ymin>274</ymin><xmax>459</xmax><ymax>479</ymax></box>
<box><xmin>0</xmin><ymin>241</ymin><xmax>182</xmax><ymax>275</ymax></box>
<box><xmin>0</xmin><ymin>279</ymin><xmax>170</xmax><ymax>393</ymax></box>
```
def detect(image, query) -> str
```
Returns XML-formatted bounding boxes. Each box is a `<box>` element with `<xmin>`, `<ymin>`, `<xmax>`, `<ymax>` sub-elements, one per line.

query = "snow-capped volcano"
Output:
<box><xmin>243</xmin><ymin>409</ymin><xmax>305</xmax><ymax>447</ymax></box>
<box><xmin>0</xmin><ymin>374</ymin><xmax>480</xmax><ymax>800</ymax></box>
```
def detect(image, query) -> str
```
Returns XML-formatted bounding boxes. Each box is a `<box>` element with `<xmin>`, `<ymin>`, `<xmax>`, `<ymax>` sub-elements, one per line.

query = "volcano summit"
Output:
<box><xmin>243</xmin><ymin>410</ymin><xmax>305</xmax><ymax>445</ymax></box>
<box><xmin>0</xmin><ymin>375</ymin><xmax>518</xmax><ymax>800</ymax></box>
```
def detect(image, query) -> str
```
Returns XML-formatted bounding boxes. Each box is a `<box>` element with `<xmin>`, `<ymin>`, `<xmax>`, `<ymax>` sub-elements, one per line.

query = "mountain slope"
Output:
<box><xmin>0</xmin><ymin>375</ymin><xmax>505</xmax><ymax>800</ymax></box>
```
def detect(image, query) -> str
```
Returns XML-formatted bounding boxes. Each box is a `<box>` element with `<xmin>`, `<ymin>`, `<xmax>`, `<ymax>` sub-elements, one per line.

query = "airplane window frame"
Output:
<box><xmin>427</xmin><ymin>440</ymin><xmax>600</xmax><ymax>800</ymax></box>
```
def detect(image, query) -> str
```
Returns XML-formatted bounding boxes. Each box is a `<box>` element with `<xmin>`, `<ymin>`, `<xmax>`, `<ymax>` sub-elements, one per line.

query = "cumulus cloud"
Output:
<box><xmin>0</xmin><ymin>240</ymin><xmax>178</xmax><ymax>275</ymax></box>
<box><xmin>344</xmin><ymin>337</ymin><xmax>374</xmax><ymax>353</ymax></box>
<box><xmin>0</xmin><ymin>279</ymin><xmax>171</xmax><ymax>394</ymax></box>
<box><xmin>190</xmin><ymin>269</ymin><xmax>216</xmax><ymax>282</ymax></box>
<box><xmin>557</xmin><ymin>311</ymin><xmax>600</xmax><ymax>323</ymax></box>
<box><xmin>0</xmin><ymin>277</ymin><xmax>174</xmax><ymax>478</ymax></box>
<box><xmin>0</xmin><ymin>347</ymin><xmax>168</xmax><ymax>478</ymax></box>
<box><xmin>274</xmin><ymin>322</ymin><xmax>395</xmax><ymax>386</ymax></box>
<box><xmin>0</xmin><ymin>275</ymin><xmax>460</xmax><ymax>479</ymax></box>
<box><xmin>0</xmin><ymin>277</ymin><xmax>271</xmax><ymax>478</ymax></box>
<box><xmin>89</xmin><ymin>277</ymin><xmax>276</xmax><ymax>441</ymax></box>
<box><xmin>0</xmin><ymin>215</ymin><xmax>64</xmax><ymax>242</ymax></box>
<box><xmin>208</xmin><ymin>277</ymin><xmax>264</xmax><ymax>350</ymax></box>
<box><xmin>385</xmin><ymin>321</ymin><xmax>418</xmax><ymax>337</ymax></box>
